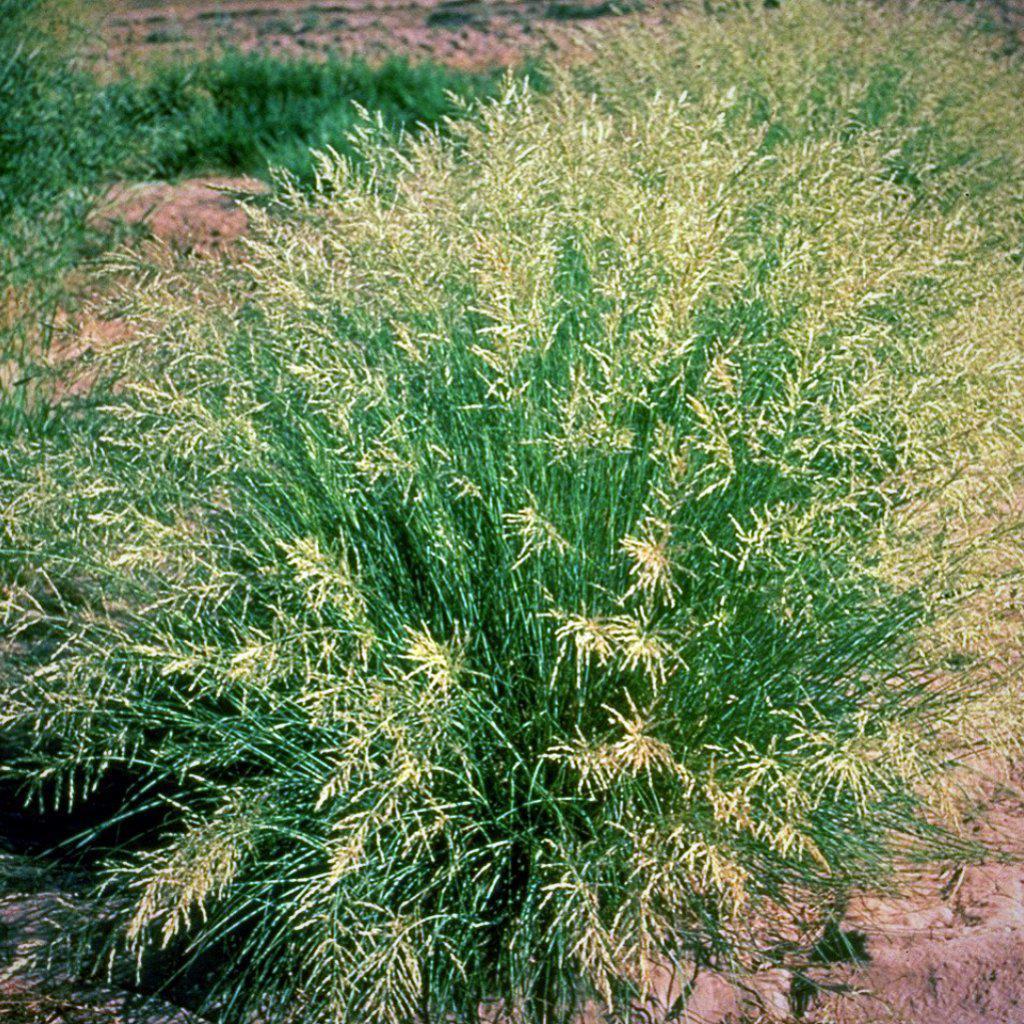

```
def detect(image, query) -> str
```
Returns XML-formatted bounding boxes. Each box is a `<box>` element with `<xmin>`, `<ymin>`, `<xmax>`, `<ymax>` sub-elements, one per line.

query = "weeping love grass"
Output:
<box><xmin>2</xmin><ymin>2</ymin><xmax>1024</xmax><ymax>1021</ymax></box>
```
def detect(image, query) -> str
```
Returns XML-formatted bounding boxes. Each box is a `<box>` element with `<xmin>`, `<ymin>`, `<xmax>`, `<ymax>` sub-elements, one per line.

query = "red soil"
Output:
<box><xmin>95</xmin><ymin>0</ymin><xmax>689</xmax><ymax>70</ymax></box>
<box><xmin>92</xmin><ymin>0</ymin><xmax>1024</xmax><ymax>71</ymax></box>
<box><xmin>89</xmin><ymin>177</ymin><xmax>269</xmax><ymax>253</ymax></box>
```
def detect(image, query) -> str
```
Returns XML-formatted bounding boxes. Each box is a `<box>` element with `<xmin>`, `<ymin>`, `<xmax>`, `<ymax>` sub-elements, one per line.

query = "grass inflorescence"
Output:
<box><xmin>2</xmin><ymin>2</ymin><xmax>1024</xmax><ymax>1022</ymax></box>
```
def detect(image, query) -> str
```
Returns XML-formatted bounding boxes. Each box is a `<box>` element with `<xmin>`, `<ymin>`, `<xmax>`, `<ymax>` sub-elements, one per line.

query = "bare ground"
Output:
<box><xmin>92</xmin><ymin>0</ymin><xmax>1024</xmax><ymax>71</ymax></box>
<box><xmin>94</xmin><ymin>0</ymin><xmax>690</xmax><ymax>70</ymax></box>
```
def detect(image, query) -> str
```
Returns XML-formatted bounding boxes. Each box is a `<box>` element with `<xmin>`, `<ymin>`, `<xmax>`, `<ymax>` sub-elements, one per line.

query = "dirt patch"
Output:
<box><xmin>89</xmin><ymin>177</ymin><xmax>269</xmax><ymax>253</ymax></box>
<box><xmin>814</xmin><ymin>865</ymin><xmax>1024</xmax><ymax>1023</ymax></box>
<box><xmin>93</xmin><ymin>0</ymin><xmax>1024</xmax><ymax>71</ymax></box>
<box><xmin>0</xmin><ymin>981</ymin><xmax>206</xmax><ymax>1024</ymax></box>
<box><xmin>795</xmin><ymin>773</ymin><xmax>1024</xmax><ymax>1024</ymax></box>
<box><xmin>95</xmin><ymin>0</ymin><xmax>690</xmax><ymax>70</ymax></box>
<box><xmin>19</xmin><ymin>176</ymin><xmax>265</xmax><ymax>402</ymax></box>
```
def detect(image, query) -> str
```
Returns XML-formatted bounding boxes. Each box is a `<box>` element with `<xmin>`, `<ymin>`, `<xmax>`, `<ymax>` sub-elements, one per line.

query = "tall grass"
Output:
<box><xmin>109</xmin><ymin>51</ymin><xmax>512</xmax><ymax>184</ymax></box>
<box><xmin>2</xmin><ymin>2</ymin><xmax>1023</xmax><ymax>1022</ymax></box>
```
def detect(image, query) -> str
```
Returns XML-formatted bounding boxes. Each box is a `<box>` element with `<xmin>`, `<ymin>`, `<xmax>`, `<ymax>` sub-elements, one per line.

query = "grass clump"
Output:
<box><xmin>2</xmin><ymin>2</ymin><xmax>1024</xmax><ymax>1021</ymax></box>
<box><xmin>108</xmin><ymin>51</ymin><xmax>511</xmax><ymax>184</ymax></box>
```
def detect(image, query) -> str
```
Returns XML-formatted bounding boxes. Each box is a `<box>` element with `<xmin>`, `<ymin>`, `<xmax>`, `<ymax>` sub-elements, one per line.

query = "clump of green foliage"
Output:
<box><xmin>109</xmin><ymin>51</ymin><xmax>510</xmax><ymax>183</ymax></box>
<box><xmin>2</xmin><ymin>2</ymin><xmax>1023</xmax><ymax>1022</ymax></box>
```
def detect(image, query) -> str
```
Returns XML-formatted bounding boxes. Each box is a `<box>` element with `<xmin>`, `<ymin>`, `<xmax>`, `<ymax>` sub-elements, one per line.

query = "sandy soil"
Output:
<box><xmin>88</xmin><ymin>177</ymin><xmax>269</xmax><ymax>253</ymax></box>
<box><xmin>94</xmin><ymin>0</ymin><xmax>690</xmax><ymax>70</ymax></box>
<box><xmin>92</xmin><ymin>0</ymin><xmax>1024</xmax><ymax>71</ymax></box>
